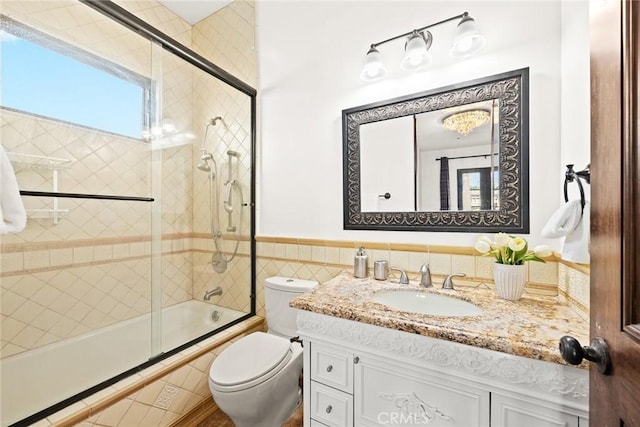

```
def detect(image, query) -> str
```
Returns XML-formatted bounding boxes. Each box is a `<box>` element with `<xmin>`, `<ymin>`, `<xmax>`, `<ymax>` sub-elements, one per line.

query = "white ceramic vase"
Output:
<box><xmin>493</xmin><ymin>263</ymin><xmax>527</xmax><ymax>300</ymax></box>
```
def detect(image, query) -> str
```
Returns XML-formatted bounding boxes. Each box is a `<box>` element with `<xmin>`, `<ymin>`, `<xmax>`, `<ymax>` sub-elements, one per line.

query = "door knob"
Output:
<box><xmin>559</xmin><ymin>335</ymin><xmax>611</xmax><ymax>374</ymax></box>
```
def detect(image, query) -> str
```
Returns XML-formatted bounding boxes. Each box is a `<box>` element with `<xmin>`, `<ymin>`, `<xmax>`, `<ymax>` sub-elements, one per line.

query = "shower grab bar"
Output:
<box><xmin>19</xmin><ymin>190</ymin><xmax>154</xmax><ymax>202</ymax></box>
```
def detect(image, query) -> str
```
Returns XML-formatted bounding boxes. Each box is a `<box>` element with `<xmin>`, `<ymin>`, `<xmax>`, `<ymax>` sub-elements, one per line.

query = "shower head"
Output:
<box><xmin>198</xmin><ymin>151</ymin><xmax>214</xmax><ymax>173</ymax></box>
<box><xmin>208</xmin><ymin>116</ymin><xmax>223</xmax><ymax>126</ymax></box>
<box><xmin>227</xmin><ymin>150</ymin><xmax>240</xmax><ymax>158</ymax></box>
<box><xmin>197</xmin><ymin>160</ymin><xmax>211</xmax><ymax>172</ymax></box>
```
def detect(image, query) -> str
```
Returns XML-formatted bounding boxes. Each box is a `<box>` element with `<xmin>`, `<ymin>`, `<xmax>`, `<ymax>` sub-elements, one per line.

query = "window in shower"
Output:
<box><xmin>0</xmin><ymin>15</ymin><xmax>151</xmax><ymax>139</ymax></box>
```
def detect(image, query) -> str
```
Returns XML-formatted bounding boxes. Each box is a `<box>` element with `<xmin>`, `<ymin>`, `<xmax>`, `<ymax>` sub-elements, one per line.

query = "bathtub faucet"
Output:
<box><xmin>204</xmin><ymin>287</ymin><xmax>223</xmax><ymax>301</ymax></box>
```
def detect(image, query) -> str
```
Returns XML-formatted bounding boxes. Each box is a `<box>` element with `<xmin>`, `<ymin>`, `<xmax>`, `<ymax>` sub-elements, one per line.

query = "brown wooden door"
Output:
<box><xmin>590</xmin><ymin>0</ymin><xmax>640</xmax><ymax>425</ymax></box>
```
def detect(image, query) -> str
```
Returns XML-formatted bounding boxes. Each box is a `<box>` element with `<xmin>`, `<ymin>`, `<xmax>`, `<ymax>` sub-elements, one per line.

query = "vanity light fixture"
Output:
<box><xmin>442</xmin><ymin>109</ymin><xmax>490</xmax><ymax>136</ymax></box>
<box><xmin>360</xmin><ymin>12</ymin><xmax>486</xmax><ymax>82</ymax></box>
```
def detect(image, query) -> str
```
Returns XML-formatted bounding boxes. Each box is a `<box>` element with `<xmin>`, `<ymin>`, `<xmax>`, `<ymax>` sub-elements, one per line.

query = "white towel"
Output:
<box><xmin>562</xmin><ymin>201</ymin><xmax>590</xmax><ymax>264</ymax></box>
<box><xmin>541</xmin><ymin>200</ymin><xmax>583</xmax><ymax>238</ymax></box>
<box><xmin>0</xmin><ymin>147</ymin><xmax>27</xmax><ymax>234</ymax></box>
<box><xmin>542</xmin><ymin>200</ymin><xmax>590</xmax><ymax>264</ymax></box>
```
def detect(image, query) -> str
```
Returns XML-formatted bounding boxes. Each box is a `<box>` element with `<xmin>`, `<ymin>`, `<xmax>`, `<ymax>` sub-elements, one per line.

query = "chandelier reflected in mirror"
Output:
<box><xmin>442</xmin><ymin>109</ymin><xmax>490</xmax><ymax>136</ymax></box>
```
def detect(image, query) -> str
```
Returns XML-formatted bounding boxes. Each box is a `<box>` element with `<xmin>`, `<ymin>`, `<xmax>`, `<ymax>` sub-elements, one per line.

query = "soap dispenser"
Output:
<box><xmin>354</xmin><ymin>247</ymin><xmax>369</xmax><ymax>278</ymax></box>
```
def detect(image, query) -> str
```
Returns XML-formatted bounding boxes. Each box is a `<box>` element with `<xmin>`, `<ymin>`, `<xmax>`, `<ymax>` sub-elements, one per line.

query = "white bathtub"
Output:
<box><xmin>0</xmin><ymin>300</ymin><xmax>245</xmax><ymax>426</ymax></box>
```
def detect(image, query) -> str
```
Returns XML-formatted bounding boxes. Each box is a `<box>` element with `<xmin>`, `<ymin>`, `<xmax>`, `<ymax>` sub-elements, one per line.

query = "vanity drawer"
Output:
<box><xmin>310</xmin><ymin>380</ymin><xmax>354</xmax><ymax>427</ymax></box>
<box><xmin>310</xmin><ymin>342</ymin><xmax>353</xmax><ymax>393</ymax></box>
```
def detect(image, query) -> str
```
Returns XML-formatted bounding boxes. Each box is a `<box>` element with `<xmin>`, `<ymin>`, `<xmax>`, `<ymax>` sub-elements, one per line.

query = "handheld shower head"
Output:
<box><xmin>198</xmin><ymin>151</ymin><xmax>215</xmax><ymax>173</ymax></box>
<box><xmin>197</xmin><ymin>160</ymin><xmax>211</xmax><ymax>172</ymax></box>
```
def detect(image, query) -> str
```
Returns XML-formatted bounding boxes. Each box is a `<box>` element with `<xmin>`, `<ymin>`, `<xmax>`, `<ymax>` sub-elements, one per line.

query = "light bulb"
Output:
<box><xmin>360</xmin><ymin>47</ymin><xmax>388</xmax><ymax>81</ymax></box>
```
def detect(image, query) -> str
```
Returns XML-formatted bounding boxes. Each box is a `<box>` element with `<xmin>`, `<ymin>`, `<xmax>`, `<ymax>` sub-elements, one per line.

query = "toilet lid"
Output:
<box><xmin>209</xmin><ymin>332</ymin><xmax>292</xmax><ymax>392</ymax></box>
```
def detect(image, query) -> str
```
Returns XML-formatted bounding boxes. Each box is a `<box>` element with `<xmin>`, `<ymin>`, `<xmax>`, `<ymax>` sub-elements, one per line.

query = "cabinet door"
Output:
<box><xmin>491</xmin><ymin>393</ymin><xmax>579</xmax><ymax>427</ymax></box>
<box><xmin>310</xmin><ymin>342</ymin><xmax>354</xmax><ymax>393</ymax></box>
<box><xmin>354</xmin><ymin>356</ymin><xmax>489</xmax><ymax>427</ymax></box>
<box><xmin>309</xmin><ymin>381</ymin><xmax>354</xmax><ymax>427</ymax></box>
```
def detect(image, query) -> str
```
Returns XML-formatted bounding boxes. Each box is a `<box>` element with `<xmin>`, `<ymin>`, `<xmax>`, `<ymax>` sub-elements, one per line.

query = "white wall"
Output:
<box><xmin>560</xmin><ymin>1</ymin><xmax>591</xmax><ymax>204</ymax></box>
<box><xmin>256</xmin><ymin>0</ymin><xmax>588</xmax><ymax>250</ymax></box>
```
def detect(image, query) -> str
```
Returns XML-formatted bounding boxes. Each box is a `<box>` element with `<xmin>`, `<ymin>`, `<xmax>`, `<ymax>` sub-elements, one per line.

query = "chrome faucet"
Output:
<box><xmin>390</xmin><ymin>268</ymin><xmax>409</xmax><ymax>284</ymax></box>
<box><xmin>204</xmin><ymin>287</ymin><xmax>223</xmax><ymax>301</ymax></box>
<box><xmin>419</xmin><ymin>264</ymin><xmax>433</xmax><ymax>288</ymax></box>
<box><xmin>442</xmin><ymin>273</ymin><xmax>466</xmax><ymax>290</ymax></box>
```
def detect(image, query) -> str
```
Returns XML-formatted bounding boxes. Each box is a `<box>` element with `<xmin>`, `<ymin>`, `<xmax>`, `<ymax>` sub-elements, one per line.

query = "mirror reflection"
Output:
<box><xmin>343</xmin><ymin>67</ymin><xmax>529</xmax><ymax>232</ymax></box>
<box><xmin>360</xmin><ymin>99</ymin><xmax>500</xmax><ymax>213</ymax></box>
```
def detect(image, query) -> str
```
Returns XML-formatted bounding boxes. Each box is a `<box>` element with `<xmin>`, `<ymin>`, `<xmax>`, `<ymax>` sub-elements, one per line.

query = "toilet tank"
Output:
<box><xmin>265</xmin><ymin>276</ymin><xmax>317</xmax><ymax>338</ymax></box>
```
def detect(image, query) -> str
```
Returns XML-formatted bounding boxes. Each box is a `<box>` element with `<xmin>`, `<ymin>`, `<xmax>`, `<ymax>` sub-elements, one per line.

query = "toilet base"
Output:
<box><xmin>213</xmin><ymin>384</ymin><xmax>302</xmax><ymax>427</ymax></box>
<box><xmin>209</xmin><ymin>342</ymin><xmax>303</xmax><ymax>427</ymax></box>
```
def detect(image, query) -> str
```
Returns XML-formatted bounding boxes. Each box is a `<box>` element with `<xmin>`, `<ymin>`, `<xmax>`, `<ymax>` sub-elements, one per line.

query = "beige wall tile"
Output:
<box><xmin>117</xmin><ymin>401</ymin><xmax>150</xmax><ymax>426</ymax></box>
<box><xmin>73</xmin><ymin>246</ymin><xmax>94</xmax><ymax>264</ymax></box>
<box><xmin>389</xmin><ymin>250</ymin><xmax>410</xmax><ymax>271</ymax></box>
<box><xmin>310</xmin><ymin>244</ymin><xmax>326</xmax><ymax>263</ymax></box>
<box><xmin>529</xmin><ymin>261</ymin><xmax>559</xmax><ymax>285</ymax></box>
<box><xmin>370</xmin><ymin>249</ymin><xmax>390</xmax><ymax>266</ymax></box>
<box><xmin>50</xmin><ymin>248</ymin><xmax>73</xmax><ymax>267</ymax></box>
<box><xmin>408</xmin><ymin>251</ymin><xmax>429</xmax><ymax>273</ymax></box>
<box><xmin>24</xmin><ymin>250</ymin><xmax>50</xmax><ymax>270</ymax></box>
<box><xmin>273</xmin><ymin>242</ymin><xmax>286</xmax><ymax>260</ymax></box>
<box><xmin>475</xmin><ymin>256</ymin><xmax>494</xmax><ymax>280</ymax></box>
<box><xmin>1</xmin><ymin>252</ymin><xmax>24</xmax><ymax>272</ymax></box>
<box><xmin>428</xmin><ymin>253</ymin><xmax>451</xmax><ymax>275</ymax></box>
<box><xmin>94</xmin><ymin>245</ymin><xmax>114</xmax><ymax>262</ymax></box>
<box><xmin>285</xmin><ymin>243</ymin><xmax>299</xmax><ymax>261</ymax></box>
<box><xmin>325</xmin><ymin>246</ymin><xmax>340</xmax><ymax>265</ymax></box>
<box><xmin>340</xmin><ymin>247</ymin><xmax>356</xmax><ymax>267</ymax></box>
<box><xmin>451</xmin><ymin>255</ymin><xmax>475</xmax><ymax>277</ymax></box>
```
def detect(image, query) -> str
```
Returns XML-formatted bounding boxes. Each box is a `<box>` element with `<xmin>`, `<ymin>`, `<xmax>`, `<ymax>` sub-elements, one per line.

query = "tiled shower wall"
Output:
<box><xmin>1</xmin><ymin>0</ymin><xmax>256</xmax><ymax>360</ymax></box>
<box><xmin>1</xmin><ymin>0</ymin><xmax>263</xmax><ymax>426</ymax></box>
<box><xmin>0</xmin><ymin>2</ymin><xmax>259</xmax><ymax>426</ymax></box>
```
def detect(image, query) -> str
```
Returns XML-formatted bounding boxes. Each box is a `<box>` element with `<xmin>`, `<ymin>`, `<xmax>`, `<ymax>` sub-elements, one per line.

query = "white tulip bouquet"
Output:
<box><xmin>475</xmin><ymin>233</ymin><xmax>552</xmax><ymax>265</ymax></box>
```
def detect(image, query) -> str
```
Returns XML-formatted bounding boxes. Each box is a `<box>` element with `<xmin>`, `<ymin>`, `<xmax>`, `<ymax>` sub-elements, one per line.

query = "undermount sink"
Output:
<box><xmin>371</xmin><ymin>290</ymin><xmax>483</xmax><ymax>317</ymax></box>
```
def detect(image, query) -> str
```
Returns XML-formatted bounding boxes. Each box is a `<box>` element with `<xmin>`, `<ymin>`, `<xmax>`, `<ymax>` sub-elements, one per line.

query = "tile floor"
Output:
<box><xmin>196</xmin><ymin>404</ymin><xmax>303</xmax><ymax>427</ymax></box>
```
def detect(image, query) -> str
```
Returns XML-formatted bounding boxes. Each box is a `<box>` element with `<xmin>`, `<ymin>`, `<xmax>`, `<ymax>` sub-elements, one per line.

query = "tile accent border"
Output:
<box><xmin>256</xmin><ymin>235</ymin><xmax>590</xmax><ymax>316</ymax></box>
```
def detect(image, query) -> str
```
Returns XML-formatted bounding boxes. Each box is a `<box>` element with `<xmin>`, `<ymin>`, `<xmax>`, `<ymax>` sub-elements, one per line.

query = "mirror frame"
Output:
<box><xmin>342</xmin><ymin>67</ymin><xmax>529</xmax><ymax>233</ymax></box>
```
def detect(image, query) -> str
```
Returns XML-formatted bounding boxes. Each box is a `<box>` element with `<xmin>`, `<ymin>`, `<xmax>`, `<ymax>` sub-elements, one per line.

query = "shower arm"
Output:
<box><xmin>199</xmin><ymin>116</ymin><xmax>223</xmax><ymax>152</ymax></box>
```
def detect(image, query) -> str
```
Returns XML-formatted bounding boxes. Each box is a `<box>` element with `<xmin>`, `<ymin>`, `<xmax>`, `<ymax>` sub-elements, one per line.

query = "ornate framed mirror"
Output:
<box><xmin>342</xmin><ymin>67</ymin><xmax>529</xmax><ymax>232</ymax></box>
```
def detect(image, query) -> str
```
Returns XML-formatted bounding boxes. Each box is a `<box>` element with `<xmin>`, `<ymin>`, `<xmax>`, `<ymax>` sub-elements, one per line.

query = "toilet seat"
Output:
<box><xmin>209</xmin><ymin>332</ymin><xmax>292</xmax><ymax>393</ymax></box>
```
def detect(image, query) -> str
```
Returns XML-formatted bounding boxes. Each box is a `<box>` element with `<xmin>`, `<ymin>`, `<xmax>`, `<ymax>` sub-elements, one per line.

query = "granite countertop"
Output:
<box><xmin>291</xmin><ymin>272</ymin><xmax>589</xmax><ymax>368</ymax></box>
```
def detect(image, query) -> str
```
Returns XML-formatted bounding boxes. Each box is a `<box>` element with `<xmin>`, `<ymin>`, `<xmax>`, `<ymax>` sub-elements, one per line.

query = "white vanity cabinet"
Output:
<box><xmin>299</xmin><ymin>311</ymin><xmax>589</xmax><ymax>427</ymax></box>
<box><xmin>354</xmin><ymin>354</ymin><xmax>490</xmax><ymax>426</ymax></box>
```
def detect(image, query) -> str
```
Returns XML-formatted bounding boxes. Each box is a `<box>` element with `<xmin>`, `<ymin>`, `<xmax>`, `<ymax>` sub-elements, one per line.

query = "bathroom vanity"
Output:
<box><xmin>291</xmin><ymin>274</ymin><xmax>589</xmax><ymax>427</ymax></box>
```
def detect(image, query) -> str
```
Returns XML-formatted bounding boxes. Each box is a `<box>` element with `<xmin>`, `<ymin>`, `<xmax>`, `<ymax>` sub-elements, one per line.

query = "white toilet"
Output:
<box><xmin>208</xmin><ymin>276</ymin><xmax>317</xmax><ymax>427</ymax></box>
